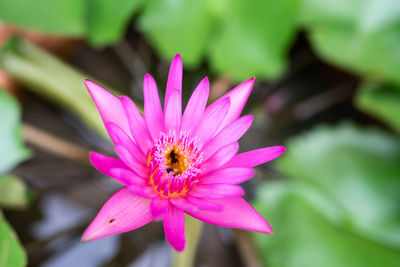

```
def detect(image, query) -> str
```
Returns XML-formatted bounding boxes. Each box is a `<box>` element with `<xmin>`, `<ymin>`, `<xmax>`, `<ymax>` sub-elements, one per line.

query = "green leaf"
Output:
<box><xmin>253</xmin><ymin>182</ymin><xmax>400</xmax><ymax>267</ymax></box>
<box><xmin>0</xmin><ymin>0</ymin><xmax>146</xmax><ymax>46</ymax></box>
<box><xmin>298</xmin><ymin>0</ymin><xmax>363</xmax><ymax>26</ymax></box>
<box><xmin>0</xmin><ymin>212</ymin><xmax>26</xmax><ymax>267</ymax></box>
<box><xmin>0</xmin><ymin>89</ymin><xmax>30</xmax><ymax>175</ymax></box>
<box><xmin>87</xmin><ymin>0</ymin><xmax>145</xmax><ymax>46</ymax></box>
<box><xmin>0</xmin><ymin>0</ymin><xmax>86</xmax><ymax>36</ymax></box>
<box><xmin>209</xmin><ymin>0</ymin><xmax>298</xmax><ymax>80</ymax></box>
<box><xmin>139</xmin><ymin>0</ymin><xmax>298</xmax><ymax>80</ymax></box>
<box><xmin>276</xmin><ymin>123</ymin><xmax>400</xmax><ymax>248</ymax></box>
<box><xmin>138</xmin><ymin>0</ymin><xmax>217</xmax><ymax>67</ymax></box>
<box><xmin>301</xmin><ymin>0</ymin><xmax>400</xmax><ymax>85</ymax></box>
<box><xmin>356</xmin><ymin>82</ymin><xmax>400</xmax><ymax>134</ymax></box>
<box><xmin>0</xmin><ymin>175</ymin><xmax>29</xmax><ymax>209</ymax></box>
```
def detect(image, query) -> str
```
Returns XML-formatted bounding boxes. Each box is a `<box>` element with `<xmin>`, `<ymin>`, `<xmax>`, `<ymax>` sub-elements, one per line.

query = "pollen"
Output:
<box><xmin>148</xmin><ymin>132</ymin><xmax>203</xmax><ymax>198</ymax></box>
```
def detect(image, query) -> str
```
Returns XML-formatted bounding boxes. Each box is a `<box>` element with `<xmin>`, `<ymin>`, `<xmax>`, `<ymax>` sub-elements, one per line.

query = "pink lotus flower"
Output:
<box><xmin>82</xmin><ymin>54</ymin><xmax>285</xmax><ymax>251</ymax></box>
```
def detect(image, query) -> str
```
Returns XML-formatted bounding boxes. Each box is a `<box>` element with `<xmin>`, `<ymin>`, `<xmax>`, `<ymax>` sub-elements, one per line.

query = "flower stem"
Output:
<box><xmin>172</xmin><ymin>215</ymin><xmax>203</xmax><ymax>267</ymax></box>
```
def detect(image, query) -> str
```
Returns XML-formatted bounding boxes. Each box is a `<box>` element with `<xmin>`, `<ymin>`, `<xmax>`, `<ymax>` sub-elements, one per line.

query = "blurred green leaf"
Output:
<box><xmin>0</xmin><ymin>0</ymin><xmax>86</xmax><ymax>36</ymax></box>
<box><xmin>0</xmin><ymin>212</ymin><xmax>26</xmax><ymax>267</ymax></box>
<box><xmin>301</xmin><ymin>0</ymin><xmax>400</xmax><ymax>85</ymax></box>
<box><xmin>277</xmin><ymin>123</ymin><xmax>400</xmax><ymax>248</ymax></box>
<box><xmin>0</xmin><ymin>0</ymin><xmax>145</xmax><ymax>46</ymax></box>
<box><xmin>253</xmin><ymin>182</ymin><xmax>400</xmax><ymax>267</ymax></box>
<box><xmin>139</xmin><ymin>0</ymin><xmax>298</xmax><ymax>80</ymax></box>
<box><xmin>209</xmin><ymin>0</ymin><xmax>298</xmax><ymax>80</ymax></box>
<box><xmin>138</xmin><ymin>0</ymin><xmax>217</xmax><ymax>67</ymax></box>
<box><xmin>356</xmin><ymin>82</ymin><xmax>400</xmax><ymax>134</ymax></box>
<box><xmin>87</xmin><ymin>0</ymin><xmax>145</xmax><ymax>46</ymax></box>
<box><xmin>0</xmin><ymin>175</ymin><xmax>29</xmax><ymax>209</ymax></box>
<box><xmin>0</xmin><ymin>89</ymin><xmax>30</xmax><ymax>175</ymax></box>
<box><xmin>299</xmin><ymin>0</ymin><xmax>362</xmax><ymax>26</ymax></box>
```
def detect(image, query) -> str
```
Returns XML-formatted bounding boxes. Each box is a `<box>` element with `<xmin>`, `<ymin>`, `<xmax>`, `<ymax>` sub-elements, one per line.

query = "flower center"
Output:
<box><xmin>164</xmin><ymin>149</ymin><xmax>187</xmax><ymax>176</ymax></box>
<box><xmin>148</xmin><ymin>133</ymin><xmax>202</xmax><ymax>198</ymax></box>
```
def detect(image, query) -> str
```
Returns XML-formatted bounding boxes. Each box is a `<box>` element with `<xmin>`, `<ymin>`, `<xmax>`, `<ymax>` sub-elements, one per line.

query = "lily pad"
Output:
<box><xmin>253</xmin><ymin>123</ymin><xmax>400</xmax><ymax>266</ymax></box>
<box><xmin>300</xmin><ymin>0</ymin><xmax>400</xmax><ymax>85</ymax></box>
<box><xmin>253</xmin><ymin>182</ymin><xmax>400</xmax><ymax>267</ymax></box>
<box><xmin>277</xmin><ymin>123</ymin><xmax>400</xmax><ymax>248</ymax></box>
<box><xmin>209</xmin><ymin>0</ymin><xmax>298</xmax><ymax>80</ymax></box>
<box><xmin>138</xmin><ymin>0</ymin><xmax>217</xmax><ymax>67</ymax></box>
<box><xmin>138</xmin><ymin>0</ymin><xmax>298</xmax><ymax>80</ymax></box>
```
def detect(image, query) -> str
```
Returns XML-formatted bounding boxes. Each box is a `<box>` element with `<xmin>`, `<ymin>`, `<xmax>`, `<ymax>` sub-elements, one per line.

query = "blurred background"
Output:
<box><xmin>0</xmin><ymin>0</ymin><xmax>399</xmax><ymax>266</ymax></box>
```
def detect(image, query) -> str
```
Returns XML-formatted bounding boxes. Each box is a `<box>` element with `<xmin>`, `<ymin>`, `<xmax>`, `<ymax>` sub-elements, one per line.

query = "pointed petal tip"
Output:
<box><xmin>88</xmin><ymin>151</ymin><xmax>102</xmax><ymax>165</ymax></box>
<box><xmin>197</xmin><ymin>76</ymin><xmax>210</xmax><ymax>88</ymax></box>
<box><xmin>254</xmin><ymin>218</ymin><xmax>273</xmax><ymax>235</ymax></box>
<box><xmin>81</xmin><ymin>235</ymin><xmax>89</xmax><ymax>243</ymax></box>
<box><xmin>170</xmin><ymin>54</ymin><xmax>183</xmax><ymax>69</ymax></box>
<box><xmin>84</xmin><ymin>79</ymin><xmax>103</xmax><ymax>94</ymax></box>
<box><xmin>275</xmin><ymin>145</ymin><xmax>286</xmax><ymax>155</ymax></box>
<box><xmin>173</xmin><ymin>53</ymin><xmax>182</xmax><ymax>61</ymax></box>
<box><xmin>81</xmin><ymin>233</ymin><xmax>93</xmax><ymax>243</ymax></box>
<box><xmin>244</xmin><ymin>77</ymin><xmax>255</xmax><ymax>87</ymax></box>
<box><xmin>83</xmin><ymin>78</ymin><xmax>92</xmax><ymax>85</ymax></box>
<box><xmin>81</xmin><ymin>226</ymin><xmax>102</xmax><ymax>243</ymax></box>
<box><xmin>267</xmin><ymin>226</ymin><xmax>274</xmax><ymax>234</ymax></box>
<box><xmin>144</xmin><ymin>73</ymin><xmax>156</xmax><ymax>84</ymax></box>
<box><xmin>84</xmin><ymin>79</ymin><xmax>94</xmax><ymax>86</ymax></box>
<box><xmin>243</xmin><ymin>114</ymin><xmax>254</xmax><ymax>123</ymax></box>
<box><xmin>172</xmin><ymin>242</ymin><xmax>186</xmax><ymax>252</ymax></box>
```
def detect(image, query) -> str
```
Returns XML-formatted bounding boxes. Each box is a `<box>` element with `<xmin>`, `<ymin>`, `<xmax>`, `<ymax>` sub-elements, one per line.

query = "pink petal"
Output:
<box><xmin>164</xmin><ymin>89</ymin><xmax>181</xmax><ymax>134</ymax></box>
<box><xmin>82</xmin><ymin>187</ymin><xmax>153</xmax><ymax>242</ymax></box>
<box><xmin>129</xmin><ymin>185</ymin><xmax>158</xmax><ymax>199</ymax></box>
<box><xmin>165</xmin><ymin>54</ymin><xmax>182</xmax><ymax>111</ymax></box>
<box><xmin>84</xmin><ymin>80</ymin><xmax>131</xmax><ymax>138</ymax></box>
<box><xmin>187</xmin><ymin>197</ymin><xmax>272</xmax><ymax>234</ymax></box>
<box><xmin>109</xmin><ymin>168</ymin><xmax>147</xmax><ymax>186</ymax></box>
<box><xmin>201</xmin><ymin>142</ymin><xmax>239</xmax><ymax>171</ymax></box>
<box><xmin>190</xmin><ymin>184</ymin><xmax>244</xmax><ymax>199</ymax></box>
<box><xmin>202</xmin><ymin>115</ymin><xmax>253</xmax><ymax>159</ymax></box>
<box><xmin>193</xmin><ymin>97</ymin><xmax>230</xmax><ymax>144</ymax></box>
<box><xmin>120</xmin><ymin>96</ymin><xmax>153</xmax><ymax>154</ymax></box>
<box><xmin>114</xmin><ymin>145</ymin><xmax>147</xmax><ymax>177</ymax></box>
<box><xmin>163</xmin><ymin>205</ymin><xmax>186</xmax><ymax>251</ymax></box>
<box><xmin>181</xmin><ymin>77</ymin><xmax>210</xmax><ymax>132</ymax></box>
<box><xmin>224</xmin><ymin>146</ymin><xmax>286</xmax><ymax>168</ymax></box>
<box><xmin>207</xmin><ymin>78</ymin><xmax>255</xmax><ymax>132</ymax></box>
<box><xmin>200</xmin><ymin>168</ymin><xmax>255</xmax><ymax>185</ymax></box>
<box><xmin>186</xmin><ymin>196</ymin><xmax>223</xmax><ymax>211</ymax></box>
<box><xmin>143</xmin><ymin>74</ymin><xmax>164</xmax><ymax>140</ymax></box>
<box><xmin>150</xmin><ymin>197</ymin><xmax>170</xmax><ymax>218</ymax></box>
<box><xmin>170</xmin><ymin>197</ymin><xmax>199</xmax><ymax>213</ymax></box>
<box><xmin>89</xmin><ymin>152</ymin><xmax>129</xmax><ymax>177</ymax></box>
<box><xmin>106</xmin><ymin>123</ymin><xmax>146</xmax><ymax>164</ymax></box>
